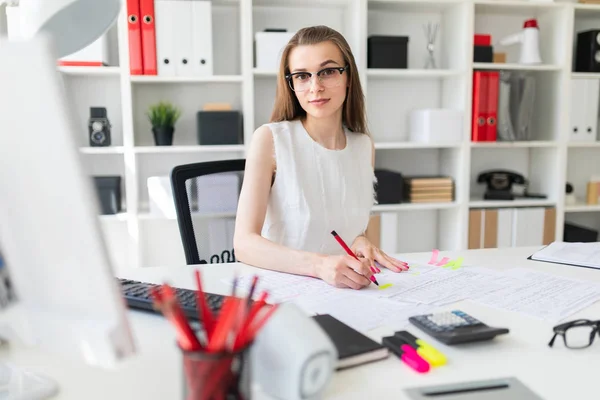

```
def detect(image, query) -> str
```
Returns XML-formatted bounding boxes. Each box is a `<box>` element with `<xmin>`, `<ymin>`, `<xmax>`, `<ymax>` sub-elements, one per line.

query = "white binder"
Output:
<box><xmin>192</xmin><ymin>1</ymin><xmax>213</xmax><ymax>76</ymax></box>
<box><xmin>569</xmin><ymin>78</ymin><xmax>599</xmax><ymax>142</ymax></box>
<box><xmin>172</xmin><ymin>1</ymin><xmax>194</xmax><ymax>77</ymax></box>
<box><xmin>512</xmin><ymin>207</ymin><xmax>545</xmax><ymax>247</ymax></box>
<box><xmin>155</xmin><ymin>1</ymin><xmax>176</xmax><ymax>76</ymax></box>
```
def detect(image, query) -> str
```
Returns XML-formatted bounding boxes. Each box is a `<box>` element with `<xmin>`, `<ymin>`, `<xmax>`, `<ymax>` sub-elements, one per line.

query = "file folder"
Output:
<box><xmin>485</xmin><ymin>71</ymin><xmax>499</xmax><ymax>142</ymax></box>
<box><xmin>471</xmin><ymin>71</ymin><xmax>487</xmax><ymax>142</ymax></box>
<box><xmin>155</xmin><ymin>0</ymin><xmax>176</xmax><ymax>76</ymax></box>
<box><xmin>126</xmin><ymin>0</ymin><xmax>143</xmax><ymax>75</ymax></box>
<box><xmin>192</xmin><ymin>0</ymin><xmax>214</xmax><ymax>76</ymax></box>
<box><xmin>173</xmin><ymin>1</ymin><xmax>194</xmax><ymax>77</ymax></box>
<box><xmin>140</xmin><ymin>0</ymin><xmax>157</xmax><ymax>75</ymax></box>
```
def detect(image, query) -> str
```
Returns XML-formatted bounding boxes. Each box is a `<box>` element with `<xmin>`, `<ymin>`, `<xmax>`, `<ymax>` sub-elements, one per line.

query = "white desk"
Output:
<box><xmin>2</xmin><ymin>246</ymin><xmax>600</xmax><ymax>399</ymax></box>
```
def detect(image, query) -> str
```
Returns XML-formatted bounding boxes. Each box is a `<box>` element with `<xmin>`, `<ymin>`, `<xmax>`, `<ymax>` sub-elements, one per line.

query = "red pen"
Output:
<box><xmin>383</xmin><ymin>336</ymin><xmax>430</xmax><ymax>373</ymax></box>
<box><xmin>331</xmin><ymin>230</ymin><xmax>379</xmax><ymax>286</ymax></box>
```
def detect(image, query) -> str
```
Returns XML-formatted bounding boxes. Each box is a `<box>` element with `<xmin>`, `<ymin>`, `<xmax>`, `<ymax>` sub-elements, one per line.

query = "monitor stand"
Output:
<box><xmin>0</xmin><ymin>311</ymin><xmax>59</xmax><ymax>400</ymax></box>
<box><xmin>0</xmin><ymin>362</ymin><xmax>58</xmax><ymax>400</ymax></box>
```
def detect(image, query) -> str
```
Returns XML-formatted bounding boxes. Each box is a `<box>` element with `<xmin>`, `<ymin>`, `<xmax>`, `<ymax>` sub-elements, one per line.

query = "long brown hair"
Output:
<box><xmin>269</xmin><ymin>25</ymin><xmax>369</xmax><ymax>135</ymax></box>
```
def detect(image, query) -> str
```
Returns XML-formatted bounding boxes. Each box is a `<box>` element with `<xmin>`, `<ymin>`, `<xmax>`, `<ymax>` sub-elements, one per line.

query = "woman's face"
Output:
<box><xmin>287</xmin><ymin>41</ymin><xmax>348</xmax><ymax>120</ymax></box>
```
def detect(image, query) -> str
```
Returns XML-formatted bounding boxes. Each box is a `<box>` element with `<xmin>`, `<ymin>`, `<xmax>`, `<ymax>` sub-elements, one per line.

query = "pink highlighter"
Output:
<box><xmin>382</xmin><ymin>336</ymin><xmax>430</xmax><ymax>373</ymax></box>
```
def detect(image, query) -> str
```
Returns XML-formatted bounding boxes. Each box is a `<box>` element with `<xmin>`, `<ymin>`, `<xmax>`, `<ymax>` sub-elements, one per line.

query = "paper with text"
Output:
<box><xmin>474</xmin><ymin>268</ymin><xmax>600</xmax><ymax>322</ymax></box>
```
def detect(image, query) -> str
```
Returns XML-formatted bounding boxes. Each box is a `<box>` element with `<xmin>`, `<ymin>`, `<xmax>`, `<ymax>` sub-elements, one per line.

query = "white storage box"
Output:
<box><xmin>409</xmin><ymin>109</ymin><xmax>463</xmax><ymax>143</ymax></box>
<box><xmin>255</xmin><ymin>31</ymin><xmax>296</xmax><ymax>70</ymax></box>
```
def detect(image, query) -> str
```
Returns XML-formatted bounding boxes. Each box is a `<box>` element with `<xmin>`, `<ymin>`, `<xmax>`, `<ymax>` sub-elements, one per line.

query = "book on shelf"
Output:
<box><xmin>403</xmin><ymin>176</ymin><xmax>454</xmax><ymax>203</ymax></box>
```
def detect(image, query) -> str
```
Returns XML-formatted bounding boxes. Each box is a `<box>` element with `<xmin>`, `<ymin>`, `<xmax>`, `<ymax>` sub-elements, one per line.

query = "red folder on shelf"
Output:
<box><xmin>471</xmin><ymin>70</ymin><xmax>487</xmax><ymax>142</ymax></box>
<box><xmin>140</xmin><ymin>0</ymin><xmax>157</xmax><ymax>75</ymax></box>
<box><xmin>485</xmin><ymin>71</ymin><xmax>499</xmax><ymax>142</ymax></box>
<box><xmin>127</xmin><ymin>0</ymin><xmax>143</xmax><ymax>75</ymax></box>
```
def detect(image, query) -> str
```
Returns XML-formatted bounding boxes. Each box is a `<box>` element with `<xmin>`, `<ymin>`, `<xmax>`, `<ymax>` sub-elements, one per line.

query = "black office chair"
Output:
<box><xmin>170</xmin><ymin>159</ymin><xmax>245</xmax><ymax>265</ymax></box>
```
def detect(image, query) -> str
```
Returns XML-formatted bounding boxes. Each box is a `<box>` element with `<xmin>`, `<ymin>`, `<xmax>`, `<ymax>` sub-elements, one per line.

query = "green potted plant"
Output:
<box><xmin>146</xmin><ymin>101</ymin><xmax>181</xmax><ymax>146</ymax></box>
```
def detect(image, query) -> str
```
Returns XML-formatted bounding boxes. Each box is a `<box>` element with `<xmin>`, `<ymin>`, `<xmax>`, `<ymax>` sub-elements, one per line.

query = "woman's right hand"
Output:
<box><xmin>315</xmin><ymin>254</ymin><xmax>374</xmax><ymax>290</ymax></box>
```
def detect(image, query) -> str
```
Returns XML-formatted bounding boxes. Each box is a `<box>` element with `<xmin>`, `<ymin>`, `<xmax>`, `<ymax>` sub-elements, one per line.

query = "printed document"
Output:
<box><xmin>529</xmin><ymin>241</ymin><xmax>600</xmax><ymax>270</ymax></box>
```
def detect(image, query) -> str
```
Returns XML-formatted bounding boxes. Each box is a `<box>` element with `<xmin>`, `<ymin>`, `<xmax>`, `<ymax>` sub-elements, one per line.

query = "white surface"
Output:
<box><xmin>408</xmin><ymin>109</ymin><xmax>463</xmax><ymax>143</ymax></box>
<box><xmin>1</xmin><ymin>247</ymin><xmax>599</xmax><ymax>399</ymax></box>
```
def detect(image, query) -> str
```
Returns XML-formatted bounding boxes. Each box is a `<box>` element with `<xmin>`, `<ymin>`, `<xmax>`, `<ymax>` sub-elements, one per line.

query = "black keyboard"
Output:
<box><xmin>118</xmin><ymin>278</ymin><xmax>225</xmax><ymax>321</ymax></box>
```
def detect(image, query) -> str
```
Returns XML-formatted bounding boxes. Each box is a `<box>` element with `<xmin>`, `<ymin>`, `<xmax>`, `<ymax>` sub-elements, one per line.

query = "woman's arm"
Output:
<box><xmin>233</xmin><ymin>125</ymin><xmax>373</xmax><ymax>289</ymax></box>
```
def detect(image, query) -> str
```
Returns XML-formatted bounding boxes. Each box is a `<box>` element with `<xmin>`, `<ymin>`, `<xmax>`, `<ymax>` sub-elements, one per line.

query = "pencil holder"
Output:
<box><xmin>181</xmin><ymin>344</ymin><xmax>252</xmax><ymax>400</ymax></box>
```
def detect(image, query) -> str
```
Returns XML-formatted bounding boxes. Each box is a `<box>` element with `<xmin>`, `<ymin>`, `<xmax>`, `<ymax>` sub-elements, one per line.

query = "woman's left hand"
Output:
<box><xmin>351</xmin><ymin>235</ymin><xmax>409</xmax><ymax>273</ymax></box>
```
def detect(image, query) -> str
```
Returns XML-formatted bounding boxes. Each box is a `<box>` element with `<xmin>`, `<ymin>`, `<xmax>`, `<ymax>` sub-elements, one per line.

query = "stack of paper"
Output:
<box><xmin>231</xmin><ymin>258</ymin><xmax>600</xmax><ymax>331</ymax></box>
<box><xmin>529</xmin><ymin>241</ymin><xmax>600</xmax><ymax>270</ymax></box>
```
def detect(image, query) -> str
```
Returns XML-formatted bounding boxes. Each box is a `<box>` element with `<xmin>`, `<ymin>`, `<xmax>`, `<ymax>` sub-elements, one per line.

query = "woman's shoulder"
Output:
<box><xmin>260</xmin><ymin>119</ymin><xmax>298</xmax><ymax>136</ymax></box>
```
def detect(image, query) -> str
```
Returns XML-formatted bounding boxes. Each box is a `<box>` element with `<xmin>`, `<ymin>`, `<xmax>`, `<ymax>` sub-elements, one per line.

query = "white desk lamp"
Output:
<box><xmin>0</xmin><ymin>0</ymin><xmax>121</xmax><ymax>57</ymax></box>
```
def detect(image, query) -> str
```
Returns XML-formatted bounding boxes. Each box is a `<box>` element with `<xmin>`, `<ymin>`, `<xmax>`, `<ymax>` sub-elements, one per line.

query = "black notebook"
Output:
<box><xmin>312</xmin><ymin>314</ymin><xmax>389</xmax><ymax>370</ymax></box>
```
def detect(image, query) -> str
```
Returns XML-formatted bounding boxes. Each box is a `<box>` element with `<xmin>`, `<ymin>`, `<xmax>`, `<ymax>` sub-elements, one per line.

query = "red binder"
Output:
<box><xmin>471</xmin><ymin>71</ymin><xmax>487</xmax><ymax>142</ymax></box>
<box><xmin>485</xmin><ymin>71</ymin><xmax>499</xmax><ymax>142</ymax></box>
<box><xmin>140</xmin><ymin>0</ymin><xmax>157</xmax><ymax>75</ymax></box>
<box><xmin>127</xmin><ymin>0</ymin><xmax>143</xmax><ymax>75</ymax></box>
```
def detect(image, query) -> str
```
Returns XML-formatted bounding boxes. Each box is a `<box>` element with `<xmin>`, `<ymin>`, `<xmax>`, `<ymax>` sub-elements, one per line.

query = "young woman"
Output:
<box><xmin>234</xmin><ymin>25</ymin><xmax>408</xmax><ymax>290</ymax></box>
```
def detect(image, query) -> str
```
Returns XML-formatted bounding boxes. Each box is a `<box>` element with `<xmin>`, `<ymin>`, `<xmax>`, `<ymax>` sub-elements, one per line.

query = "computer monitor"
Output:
<box><xmin>0</xmin><ymin>33</ymin><xmax>136</xmax><ymax>394</ymax></box>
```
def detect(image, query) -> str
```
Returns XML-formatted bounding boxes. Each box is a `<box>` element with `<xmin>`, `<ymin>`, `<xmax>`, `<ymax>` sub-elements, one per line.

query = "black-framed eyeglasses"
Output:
<box><xmin>548</xmin><ymin>319</ymin><xmax>600</xmax><ymax>349</ymax></box>
<box><xmin>285</xmin><ymin>65</ymin><xmax>349</xmax><ymax>92</ymax></box>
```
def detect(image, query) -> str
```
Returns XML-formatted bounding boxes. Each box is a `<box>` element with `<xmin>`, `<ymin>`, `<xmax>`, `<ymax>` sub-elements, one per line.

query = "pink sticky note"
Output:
<box><xmin>436</xmin><ymin>257</ymin><xmax>450</xmax><ymax>266</ymax></box>
<box><xmin>428</xmin><ymin>249</ymin><xmax>439</xmax><ymax>265</ymax></box>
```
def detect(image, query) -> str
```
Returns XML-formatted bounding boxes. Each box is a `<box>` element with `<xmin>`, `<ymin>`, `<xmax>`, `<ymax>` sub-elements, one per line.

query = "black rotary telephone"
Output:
<box><xmin>477</xmin><ymin>170</ymin><xmax>546</xmax><ymax>200</ymax></box>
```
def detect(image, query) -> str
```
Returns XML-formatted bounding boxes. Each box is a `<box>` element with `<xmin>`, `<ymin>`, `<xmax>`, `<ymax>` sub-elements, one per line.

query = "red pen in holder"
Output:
<box><xmin>151</xmin><ymin>272</ymin><xmax>276</xmax><ymax>400</ymax></box>
<box><xmin>181</xmin><ymin>343</ymin><xmax>251</xmax><ymax>400</ymax></box>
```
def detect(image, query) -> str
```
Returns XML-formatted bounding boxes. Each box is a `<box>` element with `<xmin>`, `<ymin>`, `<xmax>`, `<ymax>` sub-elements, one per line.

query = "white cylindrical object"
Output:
<box><xmin>520</xmin><ymin>27</ymin><xmax>542</xmax><ymax>64</ymax></box>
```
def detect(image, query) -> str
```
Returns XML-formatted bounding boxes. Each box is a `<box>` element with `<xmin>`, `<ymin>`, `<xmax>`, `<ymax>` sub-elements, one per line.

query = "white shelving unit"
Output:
<box><xmin>63</xmin><ymin>0</ymin><xmax>600</xmax><ymax>269</ymax></box>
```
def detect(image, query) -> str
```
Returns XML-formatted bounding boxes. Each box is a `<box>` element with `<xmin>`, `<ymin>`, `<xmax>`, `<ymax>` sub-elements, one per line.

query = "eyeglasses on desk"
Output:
<box><xmin>548</xmin><ymin>319</ymin><xmax>600</xmax><ymax>349</ymax></box>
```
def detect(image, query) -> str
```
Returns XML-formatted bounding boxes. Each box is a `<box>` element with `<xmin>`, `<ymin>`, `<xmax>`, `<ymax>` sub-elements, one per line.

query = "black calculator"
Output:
<box><xmin>409</xmin><ymin>310</ymin><xmax>509</xmax><ymax>345</ymax></box>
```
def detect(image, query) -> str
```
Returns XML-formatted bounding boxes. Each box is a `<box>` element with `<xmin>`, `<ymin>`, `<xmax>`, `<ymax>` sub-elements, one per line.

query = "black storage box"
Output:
<box><xmin>93</xmin><ymin>176</ymin><xmax>122</xmax><ymax>215</ymax></box>
<box><xmin>367</xmin><ymin>36</ymin><xmax>408</xmax><ymax>69</ymax></box>
<box><xmin>374</xmin><ymin>169</ymin><xmax>404</xmax><ymax>204</ymax></box>
<box><xmin>575</xmin><ymin>30</ymin><xmax>600</xmax><ymax>73</ymax></box>
<box><xmin>197</xmin><ymin>111</ymin><xmax>243</xmax><ymax>145</ymax></box>
<box><xmin>563</xmin><ymin>222</ymin><xmax>599</xmax><ymax>243</ymax></box>
<box><xmin>473</xmin><ymin>45</ymin><xmax>493</xmax><ymax>63</ymax></box>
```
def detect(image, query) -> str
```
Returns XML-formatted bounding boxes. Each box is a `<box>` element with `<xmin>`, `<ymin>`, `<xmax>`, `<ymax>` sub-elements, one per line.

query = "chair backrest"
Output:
<box><xmin>170</xmin><ymin>159</ymin><xmax>246</xmax><ymax>265</ymax></box>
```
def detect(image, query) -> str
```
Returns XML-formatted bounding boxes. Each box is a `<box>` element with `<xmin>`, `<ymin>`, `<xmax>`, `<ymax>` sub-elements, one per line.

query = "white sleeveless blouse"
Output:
<box><xmin>261</xmin><ymin>119</ymin><xmax>376</xmax><ymax>256</ymax></box>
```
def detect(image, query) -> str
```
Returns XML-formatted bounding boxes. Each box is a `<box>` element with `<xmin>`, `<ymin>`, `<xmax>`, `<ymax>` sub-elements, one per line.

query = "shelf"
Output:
<box><xmin>565</xmin><ymin>203</ymin><xmax>600</xmax><ymax>213</ymax></box>
<box><xmin>58</xmin><ymin>66</ymin><xmax>121</xmax><ymax>76</ymax></box>
<box><xmin>469</xmin><ymin>198</ymin><xmax>555</xmax><ymax>208</ymax></box>
<box><xmin>567</xmin><ymin>141</ymin><xmax>600</xmax><ymax>148</ymax></box>
<box><xmin>80</xmin><ymin>146</ymin><xmax>125</xmax><ymax>154</ymax></box>
<box><xmin>368</xmin><ymin>0</ymin><xmax>464</xmax><ymax>13</ymax></box>
<box><xmin>99</xmin><ymin>213</ymin><xmax>128</xmax><ymax>222</ymax></box>
<box><xmin>372</xmin><ymin>201</ymin><xmax>459</xmax><ymax>212</ymax></box>
<box><xmin>572</xmin><ymin>72</ymin><xmax>600</xmax><ymax>79</ymax></box>
<box><xmin>473</xmin><ymin>63</ymin><xmax>561</xmax><ymax>71</ymax></box>
<box><xmin>253</xmin><ymin>69</ymin><xmax>277</xmax><ymax>77</ymax></box>
<box><xmin>574</xmin><ymin>3</ymin><xmax>600</xmax><ymax>17</ymax></box>
<box><xmin>138</xmin><ymin>211</ymin><xmax>236</xmax><ymax>220</ymax></box>
<box><xmin>474</xmin><ymin>0</ymin><xmax>563</xmax><ymax>15</ymax></box>
<box><xmin>366</xmin><ymin>69</ymin><xmax>462</xmax><ymax>78</ymax></box>
<box><xmin>375</xmin><ymin>141</ymin><xmax>462</xmax><ymax>149</ymax></box>
<box><xmin>253</xmin><ymin>0</ymin><xmax>350</xmax><ymax>6</ymax></box>
<box><xmin>130</xmin><ymin>75</ymin><xmax>243</xmax><ymax>83</ymax></box>
<box><xmin>134</xmin><ymin>145</ymin><xmax>245</xmax><ymax>154</ymax></box>
<box><xmin>470</xmin><ymin>141</ymin><xmax>558</xmax><ymax>148</ymax></box>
